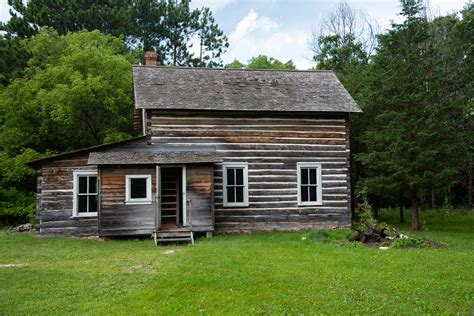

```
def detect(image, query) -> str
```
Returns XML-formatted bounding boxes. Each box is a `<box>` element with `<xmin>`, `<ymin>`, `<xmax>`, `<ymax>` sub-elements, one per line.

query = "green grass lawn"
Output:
<box><xmin>1</xmin><ymin>210</ymin><xmax>473</xmax><ymax>315</ymax></box>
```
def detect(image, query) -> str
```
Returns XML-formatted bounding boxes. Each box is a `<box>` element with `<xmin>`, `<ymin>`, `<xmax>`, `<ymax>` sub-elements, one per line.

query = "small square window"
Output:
<box><xmin>126</xmin><ymin>175</ymin><xmax>152</xmax><ymax>204</ymax></box>
<box><xmin>297</xmin><ymin>163</ymin><xmax>322</xmax><ymax>206</ymax></box>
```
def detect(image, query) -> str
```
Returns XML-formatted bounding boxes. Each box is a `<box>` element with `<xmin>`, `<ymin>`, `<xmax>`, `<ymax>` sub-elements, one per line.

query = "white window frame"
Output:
<box><xmin>297</xmin><ymin>162</ymin><xmax>323</xmax><ymax>206</ymax></box>
<box><xmin>73</xmin><ymin>170</ymin><xmax>98</xmax><ymax>217</ymax></box>
<box><xmin>125</xmin><ymin>174</ymin><xmax>152</xmax><ymax>205</ymax></box>
<box><xmin>223</xmin><ymin>163</ymin><xmax>249</xmax><ymax>207</ymax></box>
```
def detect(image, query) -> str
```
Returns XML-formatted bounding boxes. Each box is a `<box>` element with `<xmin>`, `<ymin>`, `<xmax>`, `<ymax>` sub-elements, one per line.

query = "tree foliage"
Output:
<box><xmin>357</xmin><ymin>0</ymin><xmax>473</xmax><ymax>229</ymax></box>
<box><xmin>225</xmin><ymin>55</ymin><xmax>296</xmax><ymax>69</ymax></box>
<box><xmin>0</xmin><ymin>0</ymin><xmax>229</xmax><ymax>68</ymax></box>
<box><xmin>0</xmin><ymin>29</ymin><xmax>134</xmax><ymax>154</ymax></box>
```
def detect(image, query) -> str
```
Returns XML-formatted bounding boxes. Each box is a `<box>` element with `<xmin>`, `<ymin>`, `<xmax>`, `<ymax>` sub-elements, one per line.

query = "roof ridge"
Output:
<box><xmin>132</xmin><ymin>65</ymin><xmax>335</xmax><ymax>74</ymax></box>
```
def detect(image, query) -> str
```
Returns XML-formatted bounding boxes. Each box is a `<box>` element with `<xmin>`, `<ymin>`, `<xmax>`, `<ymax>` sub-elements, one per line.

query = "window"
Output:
<box><xmin>297</xmin><ymin>163</ymin><xmax>322</xmax><ymax>206</ymax></box>
<box><xmin>125</xmin><ymin>175</ymin><xmax>152</xmax><ymax>204</ymax></box>
<box><xmin>73</xmin><ymin>171</ymin><xmax>98</xmax><ymax>217</ymax></box>
<box><xmin>223</xmin><ymin>163</ymin><xmax>248</xmax><ymax>207</ymax></box>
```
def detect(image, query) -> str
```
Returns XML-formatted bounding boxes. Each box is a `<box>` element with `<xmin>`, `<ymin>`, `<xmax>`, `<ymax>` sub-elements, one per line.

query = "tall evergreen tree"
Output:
<box><xmin>358</xmin><ymin>0</ymin><xmax>465</xmax><ymax>230</ymax></box>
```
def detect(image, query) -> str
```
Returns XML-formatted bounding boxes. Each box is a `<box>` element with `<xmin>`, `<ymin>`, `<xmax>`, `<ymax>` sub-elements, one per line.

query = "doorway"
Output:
<box><xmin>157</xmin><ymin>166</ymin><xmax>186</xmax><ymax>229</ymax></box>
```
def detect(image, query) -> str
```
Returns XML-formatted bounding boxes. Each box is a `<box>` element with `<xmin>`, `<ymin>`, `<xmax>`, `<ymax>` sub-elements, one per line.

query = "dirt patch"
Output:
<box><xmin>125</xmin><ymin>264</ymin><xmax>156</xmax><ymax>274</ymax></box>
<box><xmin>161</xmin><ymin>249</ymin><xmax>177</xmax><ymax>255</ymax></box>
<box><xmin>0</xmin><ymin>263</ymin><xmax>29</xmax><ymax>268</ymax></box>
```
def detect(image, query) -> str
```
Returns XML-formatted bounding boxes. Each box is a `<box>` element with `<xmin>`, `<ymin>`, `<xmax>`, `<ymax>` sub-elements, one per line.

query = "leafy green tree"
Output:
<box><xmin>248</xmin><ymin>55</ymin><xmax>295</xmax><ymax>69</ymax></box>
<box><xmin>313</xmin><ymin>34</ymin><xmax>367</xmax><ymax>74</ymax></box>
<box><xmin>0</xmin><ymin>29</ymin><xmax>134</xmax><ymax>155</ymax></box>
<box><xmin>225</xmin><ymin>59</ymin><xmax>245</xmax><ymax>69</ymax></box>
<box><xmin>225</xmin><ymin>55</ymin><xmax>295</xmax><ymax>70</ymax></box>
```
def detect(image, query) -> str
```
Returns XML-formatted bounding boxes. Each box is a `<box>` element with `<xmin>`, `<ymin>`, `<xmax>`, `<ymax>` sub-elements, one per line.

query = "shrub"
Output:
<box><xmin>0</xmin><ymin>188</ymin><xmax>35</xmax><ymax>226</ymax></box>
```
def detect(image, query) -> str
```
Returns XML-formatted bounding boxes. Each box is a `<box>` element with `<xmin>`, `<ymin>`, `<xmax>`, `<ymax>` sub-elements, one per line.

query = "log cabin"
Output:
<box><xmin>29</xmin><ymin>52</ymin><xmax>361</xmax><ymax>242</ymax></box>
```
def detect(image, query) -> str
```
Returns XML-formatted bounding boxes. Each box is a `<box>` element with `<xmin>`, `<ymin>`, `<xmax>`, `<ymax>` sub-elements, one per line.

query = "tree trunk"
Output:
<box><xmin>399</xmin><ymin>189</ymin><xmax>404</xmax><ymax>223</ymax></box>
<box><xmin>411</xmin><ymin>193</ymin><xmax>420</xmax><ymax>231</ymax></box>
<box><xmin>431</xmin><ymin>190</ymin><xmax>435</xmax><ymax>208</ymax></box>
<box><xmin>469</xmin><ymin>166</ymin><xmax>473</xmax><ymax>208</ymax></box>
<box><xmin>400</xmin><ymin>204</ymin><xmax>404</xmax><ymax>223</ymax></box>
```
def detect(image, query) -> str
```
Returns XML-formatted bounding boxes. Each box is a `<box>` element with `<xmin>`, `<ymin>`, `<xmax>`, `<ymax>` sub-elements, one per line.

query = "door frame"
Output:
<box><xmin>156</xmin><ymin>165</ymin><xmax>187</xmax><ymax>229</ymax></box>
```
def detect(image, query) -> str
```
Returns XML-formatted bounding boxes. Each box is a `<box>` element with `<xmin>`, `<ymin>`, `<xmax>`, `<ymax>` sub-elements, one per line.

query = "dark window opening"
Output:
<box><xmin>76</xmin><ymin>175</ymin><xmax>98</xmax><ymax>214</ymax></box>
<box><xmin>225</xmin><ymin>167</ymin><xmax>246</xmax><ymax>205</ymax></box>
<box><xmin>300</xmin><ymin>167</ymin><xmax>319</xmax><ymax>203</ymax></box>
<box><xmin>130</xmin><ymin>178</ymin><xmax>147</xmax><ymax>199</ymax></box>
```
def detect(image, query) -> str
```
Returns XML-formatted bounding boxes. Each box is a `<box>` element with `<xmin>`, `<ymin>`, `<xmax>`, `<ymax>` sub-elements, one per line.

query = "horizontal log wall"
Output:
<box><xmin>36</xmin><ymin>155</ymin><xmax>98</xmax><ymax>236</ymax></box>
<box><xmin>149</xmin><ymin>111</ymin><xmax>351</xmax><ymax>232</ymax></box>
<box><xmin>99</xmin><ymin>166</ymin><xmax>156</xmax><ymax>236</ymax></box>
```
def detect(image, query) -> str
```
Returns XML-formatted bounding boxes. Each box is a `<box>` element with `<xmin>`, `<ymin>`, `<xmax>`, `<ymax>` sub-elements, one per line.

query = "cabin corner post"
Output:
<box><xmin>346</xmin><ymin>113</ymin><xmax>352</xmax><ymax>227</ymax></box>
<box><xmin>97</xmin><ymin>165</ymin><xmax>102</xmax><ymax>236</ymax></box>
<box><xmin>35</xmin><ymin>170</ymin><xmax>43</xmax><ymax>234</ymax></box>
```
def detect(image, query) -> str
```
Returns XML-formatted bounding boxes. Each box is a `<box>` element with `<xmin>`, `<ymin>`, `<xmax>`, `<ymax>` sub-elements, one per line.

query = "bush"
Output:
<box><xmin>0</xmin><ymin>188</ymin><xmax>35</xmax><ymax>226</ymax></box>
<box><xmin>391</xmin><ymin>237</ymin><xmax>427</xmax><ymax>249</ymax></box>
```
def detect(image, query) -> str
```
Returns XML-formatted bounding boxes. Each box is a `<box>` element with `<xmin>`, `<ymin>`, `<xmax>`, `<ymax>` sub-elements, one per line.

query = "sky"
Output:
<box><xmin>0</xmin><ymin>0</ymin><xmax>468</xmax><ymax>69</ymax></box>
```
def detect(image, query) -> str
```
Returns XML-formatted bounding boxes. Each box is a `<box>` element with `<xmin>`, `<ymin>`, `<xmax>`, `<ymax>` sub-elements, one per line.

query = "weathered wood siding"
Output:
<box><xmin>36</xmin><ymin>155</ymin><xmax>98</xmax><ymax>236</ymax></box>
<box><xmin>149</xmin><ymin>111</ymin><xmax>351</xmax><ymax>232</ymax></box>
<box><xmin>186</xmin><ymin>164</ymin><xmax>214</xmax><ymax>229</ymax></box>
<box><xmin>99</xmin><ymin>166</ymin><xmax>156</xmax><ymax>236</ymax></box>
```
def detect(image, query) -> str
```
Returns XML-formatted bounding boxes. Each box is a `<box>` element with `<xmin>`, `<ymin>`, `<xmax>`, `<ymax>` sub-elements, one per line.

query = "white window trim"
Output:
<box><xmin>297</xmin><ymin>162</ymin><xmax>323</xmax><ymax>206</ymax></box>
<box><xmin>72</xmin><ymin>170</ymin><xmax>98</xmax><ymax>217</ymax></box>
<box><xmin>125</xmin><ymin>174</ymin><xmax>152</xmax><ymax>205</ymax></box>
<box><xmin>223</xmin><ymin>162</ymin><xmax>249</xmax><ymax>207</ymax></box>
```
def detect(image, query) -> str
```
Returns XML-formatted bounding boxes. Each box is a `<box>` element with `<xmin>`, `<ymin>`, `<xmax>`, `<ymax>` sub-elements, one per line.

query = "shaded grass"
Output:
<box><xmin>0</xmin><ymin>210</ymin><xmax>473</xmax><ymax>314</ymax></box>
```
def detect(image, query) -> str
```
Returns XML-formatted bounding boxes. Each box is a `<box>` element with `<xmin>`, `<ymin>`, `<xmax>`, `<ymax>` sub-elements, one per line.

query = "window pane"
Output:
<box><xmin>235</xmin><ymin>187</ymin><xmax>244</xmax><ymax>203</ymax></box>
<box><xmin>89</xmin><ymin>195</ymin><xmax>97</xmax><ymax>213</ymax></box>
<box><xmin>309</xmin><ymin>186</ymin><xmax>317</xmax><ymax>201</ymax></box>
<box><xmin>78</xmin><ymin>176</ymin><xmax>88</xmax><ymax>194</ymax></box>
<box><xmin>227</xmin><ymin>168</ymin><xmax>235</xmax><ymax>185</ymax></box>
<box><xmin>226</xmin><ymin>187</ymin><xmax>235</xmax><ymax>203</ymax></box>
<box><xmin>78</xmin><ymin>195</ymin><xmax>88</xmax><ymax>213</ymax></box>
<box><xmin>89</xmin><ymin>176</ymin><xmax>97</xmax><ymax>194</ymax></box>
<box><xmin>301</xmin><ymin>186</ymin><xmax>308</xmax><ymax>202</ymax></box>
<box><xmin>130</xmin><ymin>178</ymin><xmax>147</xmax><ymax>199</ymax></box>
<box><xmin>235</xmin><ymin>168</ymin><xmax>244</xmax><ymax>185</ymax></box>
<box><xmin>301</xmin><ymin>168</ymin><xmax>308</xmax><ymax>185</ymax></box>
<box><xmin>310</xmin><ymin>169</ymin><xmax>317</xmax><ymax>185</ymax></box>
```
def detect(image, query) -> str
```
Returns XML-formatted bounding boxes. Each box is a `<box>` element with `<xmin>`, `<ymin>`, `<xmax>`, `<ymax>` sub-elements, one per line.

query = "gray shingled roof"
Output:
<box><xmin>88</xmin><ymin>151</ymin><xmax>222</xmax><ymax>165</ymax></box>
<box><xmin>132</xmin><ymin>66</ymin><xmax>362</xmax><ymax>113</ymax></box>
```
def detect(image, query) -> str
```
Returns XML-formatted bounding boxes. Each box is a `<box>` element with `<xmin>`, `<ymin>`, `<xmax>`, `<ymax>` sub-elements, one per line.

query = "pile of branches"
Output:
<box><xmin>349</xmin><ymin>226</ymin><xmax>399</xmax><ymax>244</ymax></box>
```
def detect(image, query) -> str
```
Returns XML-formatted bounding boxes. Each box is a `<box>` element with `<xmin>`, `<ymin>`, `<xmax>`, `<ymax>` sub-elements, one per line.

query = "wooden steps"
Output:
<box><xmin>153</xmin><ymin>231</ymin><xmax>194</xmax><ymax>245</ymax></box>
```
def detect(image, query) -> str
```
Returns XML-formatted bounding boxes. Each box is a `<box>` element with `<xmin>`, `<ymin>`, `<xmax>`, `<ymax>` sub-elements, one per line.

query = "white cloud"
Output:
<box><xmin>226</xmin><ymin>9</ymin><xmax>312</xmax><ymax>69</ymax></box>
<box><xmin>229</xmin><ymin>9</ymin><xmax>278</xmax><ymax>42</ymax></box>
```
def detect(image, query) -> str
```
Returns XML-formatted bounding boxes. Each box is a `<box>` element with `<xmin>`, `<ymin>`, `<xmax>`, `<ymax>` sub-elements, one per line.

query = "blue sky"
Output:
<box><xmin>0</xmin><ymin>0</ymin><xmax>468</xmax><ymax>69</ymax></box>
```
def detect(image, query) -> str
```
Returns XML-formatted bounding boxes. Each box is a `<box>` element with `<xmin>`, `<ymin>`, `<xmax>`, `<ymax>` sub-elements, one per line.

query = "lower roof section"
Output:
<box><xmin>88</xmin><ymin>151</ymin><xmax>222</xmax><ymax>165</ymax></box>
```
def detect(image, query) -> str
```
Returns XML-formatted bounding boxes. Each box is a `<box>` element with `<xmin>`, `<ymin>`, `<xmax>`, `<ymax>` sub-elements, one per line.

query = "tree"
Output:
<box><xmin>225</xmin><ymin>59</ymin><xmax>245</xmax><ymax>69</ymax></box>
<box><xmin>310</xmin><ymin>0</ymin><xmax>377</xmax><ymax>63</ymax></box>
<box><xmin>225</xmin><ymin>55</ymin><xmax>295</xmax><ymax>70</ymax></box>
<box><xmin>0</xmin><ymin>29</ymin><xmax>134</xmax><ymax>155</ymax></box>
<box><xmin>357</xmin><ymin>0</ymin><xmax>464</xmax><ymax>230</ymax></box>
<box><xmin>1</xmin><ymin>0</ymin><xmax>229</xmax><ymax>67</ymax></box>
<box><xmin>0</xmin><ymin>35</ymin><xmax>29</xmax><ymax>86</ymax></box>
<box><xmin>1</xmin><ymin>0</ymin><xmax>133</xmax><ymax>38</ymax></box>
<box><xmin>193</xmin><ymin>7</ymin><xmax>229</xmax><ymax>67</ymax></box>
